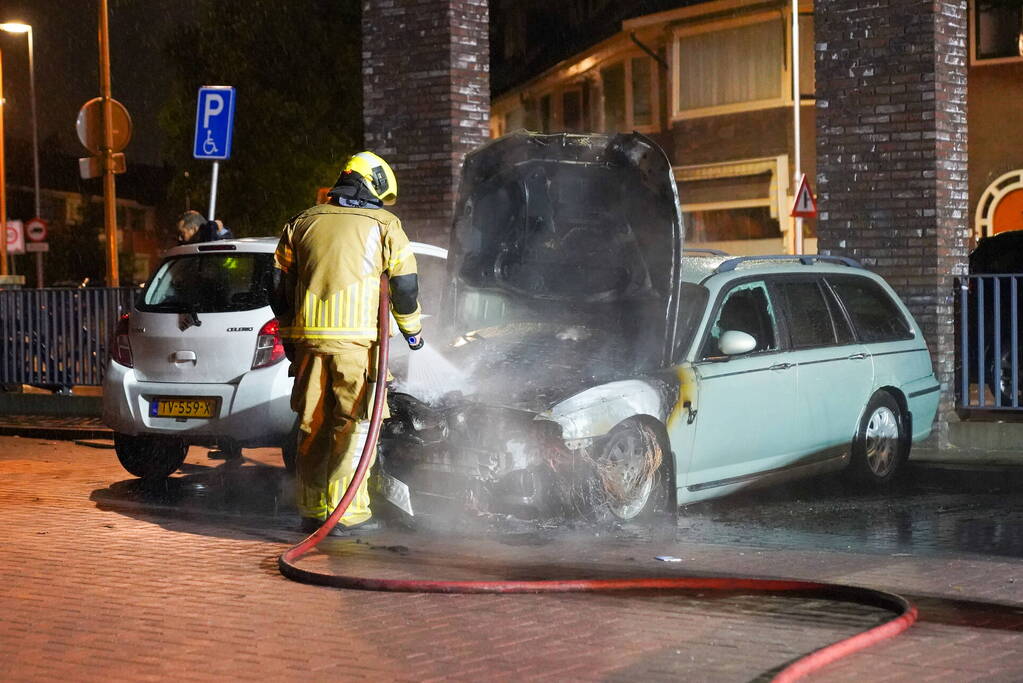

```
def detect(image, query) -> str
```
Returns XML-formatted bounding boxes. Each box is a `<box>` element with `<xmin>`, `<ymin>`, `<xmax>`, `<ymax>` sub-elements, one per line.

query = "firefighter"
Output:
<box><xmin>271</xmin><ymin>152</ymin><xmax>423</xmax><ymax>535</ymax></box>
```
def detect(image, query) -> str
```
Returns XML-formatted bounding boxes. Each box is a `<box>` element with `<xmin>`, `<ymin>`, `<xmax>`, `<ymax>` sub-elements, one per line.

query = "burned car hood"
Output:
<box><xmin>444</xmin><ymin>131</ymin><xmax>685</xmax><ymax>370</ymax></box>
<box><xmin>435</xmin><ymin>322</ymin><xmax>659</xmax><ymax>411</ymax></box>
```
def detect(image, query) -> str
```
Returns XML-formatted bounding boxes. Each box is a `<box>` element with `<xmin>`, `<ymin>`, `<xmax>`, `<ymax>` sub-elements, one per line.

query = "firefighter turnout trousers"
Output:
<box><xmin>290</xmin><ymin>344</ymin><xmax>389</xmax><ymax>525</ymax></box>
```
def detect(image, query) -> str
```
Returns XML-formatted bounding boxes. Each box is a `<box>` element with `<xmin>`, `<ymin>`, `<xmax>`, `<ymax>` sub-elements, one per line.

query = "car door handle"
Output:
<box><xmin>769</xmin><ymin>362</ymin><xmax>794</xmax><ymax>371</ymax></box>
<box><xmin>847</xmin><ymin>353</ymin><xmax>868</xmax><ymax>360</ymax></box>
<box><xmin>171</xmin><ymin>350</ymin><xmax>197</xmax><ymax>363</ymax></box>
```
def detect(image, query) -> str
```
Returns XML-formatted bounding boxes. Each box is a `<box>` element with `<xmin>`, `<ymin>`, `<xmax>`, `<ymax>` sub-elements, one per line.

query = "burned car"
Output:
<box><xmin>377</xmin><ymin>131</ymin><xmax>940</xmax><ymax>526</ymax></box>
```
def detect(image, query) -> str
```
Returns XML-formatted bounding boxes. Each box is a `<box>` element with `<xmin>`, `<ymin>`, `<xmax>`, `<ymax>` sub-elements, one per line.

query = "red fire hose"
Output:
<box><xmin>279</xmin><ymin>275</ymin><xmax>917</xmax><ymax>682</ymax></box>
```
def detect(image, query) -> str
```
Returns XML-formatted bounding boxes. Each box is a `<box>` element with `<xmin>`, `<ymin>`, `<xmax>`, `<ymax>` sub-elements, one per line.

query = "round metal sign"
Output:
<box><xmin>26</xmin><ymin>218</ymin><xmax>48</xmax><ymax>242</ymax></box>
<box><xmin>76</xmin><ymin>97</ymin><xmax>133</xmax><ymax>154</ymax></box>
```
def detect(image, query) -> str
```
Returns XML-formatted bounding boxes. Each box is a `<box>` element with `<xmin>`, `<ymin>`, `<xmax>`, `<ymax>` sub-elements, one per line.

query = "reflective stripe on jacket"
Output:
<box><xmin>273</xmin><ymin>204</ymin><xmax>420</xmax><ymax>348</ymax></box>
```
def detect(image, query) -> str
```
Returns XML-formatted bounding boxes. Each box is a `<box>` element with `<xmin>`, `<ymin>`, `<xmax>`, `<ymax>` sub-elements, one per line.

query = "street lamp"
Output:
<box><xmin>0</xmin><ymin>21</ymin><xmax>40</xmax><ymax>285</ymax></box>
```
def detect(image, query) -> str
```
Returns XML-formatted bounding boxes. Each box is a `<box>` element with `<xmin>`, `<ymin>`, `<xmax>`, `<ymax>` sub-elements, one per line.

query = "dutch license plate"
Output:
<box><xmin>150</xmin><ymin>397</ymin><xmax>218</xmax><ymax>419</ymax></box>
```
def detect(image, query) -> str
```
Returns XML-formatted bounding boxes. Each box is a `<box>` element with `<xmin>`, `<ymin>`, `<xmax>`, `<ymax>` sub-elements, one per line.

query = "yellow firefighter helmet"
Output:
<box><xmin>342</xmin><ymin>151</ymin><xmax>398</xmax><ymax>206</ymax></box>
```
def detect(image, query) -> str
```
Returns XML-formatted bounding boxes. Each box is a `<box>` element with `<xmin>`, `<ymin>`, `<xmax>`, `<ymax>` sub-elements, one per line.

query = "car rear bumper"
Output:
<box><xmin>101</xmin><ymin>360</ymin><xmax>295</xmax><ymax>446</ymax></box>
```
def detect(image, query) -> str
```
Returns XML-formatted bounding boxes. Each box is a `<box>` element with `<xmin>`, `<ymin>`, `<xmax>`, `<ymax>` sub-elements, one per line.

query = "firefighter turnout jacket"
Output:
<box><xmin>273</xmin><ymin>203</ymin><xmax>421</xmax><ymax>351</ymax></box>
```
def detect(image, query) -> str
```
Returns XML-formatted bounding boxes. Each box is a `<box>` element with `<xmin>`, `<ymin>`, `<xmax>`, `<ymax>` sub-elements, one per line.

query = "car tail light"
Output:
<box><xmin>110</xmin><ymin>313</ymin><xmax>133</xmax><ymax>367</ymax></box>
<box><xmin>252</xmin><ymin>318</ymin><xmax>286</xmax><ymax>369</ymax></box>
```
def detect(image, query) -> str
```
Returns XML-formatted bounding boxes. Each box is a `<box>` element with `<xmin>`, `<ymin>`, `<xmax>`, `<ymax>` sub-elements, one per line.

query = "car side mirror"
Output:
<box><xmin>719</xmin><ymin>330</ymin><xmax>757</xmax><ymax>356</ymax></box>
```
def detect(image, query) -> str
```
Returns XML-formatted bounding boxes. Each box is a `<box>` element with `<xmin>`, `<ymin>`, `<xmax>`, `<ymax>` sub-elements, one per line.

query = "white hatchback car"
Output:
<box><xmin>103</xmin><ymin>237</ymin><xmax>447</xmax><ymax>480</ymax></box>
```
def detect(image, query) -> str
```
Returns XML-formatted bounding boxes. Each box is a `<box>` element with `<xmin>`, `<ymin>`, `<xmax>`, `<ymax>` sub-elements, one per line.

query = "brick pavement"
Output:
<box><xmin>0</xmin><ymin>436</ymin><xmax>1021</xmax><ymax>681</ymax></box>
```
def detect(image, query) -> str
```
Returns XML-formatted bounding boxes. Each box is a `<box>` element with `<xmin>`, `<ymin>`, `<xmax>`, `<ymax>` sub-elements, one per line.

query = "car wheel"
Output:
<box><xmin>847</xmin><ymin>392</ymin><xmax>906</xmax><ymax>484</ymax></box>
<box><xmin>591</xmin><ymin>419</ymin><xmax>673</xmax><ymax>523</ymax></box>
<box><xmin>114</xmin><ymin>433</ymin><xmax>188</xmax><ymax>480</ymax></box>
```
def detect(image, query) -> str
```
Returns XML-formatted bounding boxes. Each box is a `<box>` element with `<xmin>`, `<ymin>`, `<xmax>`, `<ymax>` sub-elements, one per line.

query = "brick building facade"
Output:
<box><xmin>362</xmin><ymin>0</ymin><xmax>490</xmax><ymax>245</ymax></box>
<box><xmin>815</xmin><ymin>0</ymin><xmax>970</xmax><ymax>443</ymax></box>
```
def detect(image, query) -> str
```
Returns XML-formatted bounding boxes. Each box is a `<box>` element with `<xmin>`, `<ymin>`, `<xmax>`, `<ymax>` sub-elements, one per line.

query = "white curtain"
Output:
<box><xmin>678</xmin><ymin>19</ymin><xmax>784</xmax><ymax>111</ymax></box>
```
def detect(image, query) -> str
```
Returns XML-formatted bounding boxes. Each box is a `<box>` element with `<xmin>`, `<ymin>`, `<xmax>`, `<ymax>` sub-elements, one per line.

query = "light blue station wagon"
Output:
<box><xmin>377</xmin><ymin>132</ymin><xmax>941</xmax><ymax>523</ymax></box>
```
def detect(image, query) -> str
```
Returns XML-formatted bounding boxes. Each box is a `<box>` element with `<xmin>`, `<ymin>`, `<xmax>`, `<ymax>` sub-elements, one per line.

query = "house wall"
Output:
<box><xmin>968</xmin><ymin>59</ymin><xmax>1023</xmax><ymax>240</ymax></box>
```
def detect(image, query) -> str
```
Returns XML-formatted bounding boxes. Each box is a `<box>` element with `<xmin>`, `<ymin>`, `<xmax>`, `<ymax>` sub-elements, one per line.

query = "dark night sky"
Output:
<box><xmin>1</xmin><ymin>0</ymin><xmax>193</xmax><ymax>166</ymax></box>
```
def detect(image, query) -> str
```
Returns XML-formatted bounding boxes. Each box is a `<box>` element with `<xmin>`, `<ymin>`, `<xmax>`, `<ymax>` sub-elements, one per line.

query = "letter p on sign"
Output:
<box><xmin>193</xmin><ymin>86</ymin><xmax>236</xmax><ymax>160</ymax></box>
<box><xmin>203</xmin><ymin>94</ymin><xmax>224</xmax><ymax>129</ymax></box>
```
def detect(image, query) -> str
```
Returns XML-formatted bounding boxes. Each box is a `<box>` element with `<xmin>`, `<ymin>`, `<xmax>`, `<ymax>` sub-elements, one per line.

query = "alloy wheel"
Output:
<box><xmin>864</xmin><ymin>406</ymin><xmax>900</xmax><ymax>478</ymax></box>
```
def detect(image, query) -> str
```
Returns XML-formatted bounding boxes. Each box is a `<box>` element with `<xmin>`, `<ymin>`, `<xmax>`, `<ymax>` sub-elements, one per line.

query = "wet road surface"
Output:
<box><xmin>6</xmin><ymin>438</ymin><xmax>1023</xmax><ymax>681</ymax></box>
<box><xmin>88</xmin><ymin>446</ymin><xmax>1023</xmax><ymax>561</ymax></box>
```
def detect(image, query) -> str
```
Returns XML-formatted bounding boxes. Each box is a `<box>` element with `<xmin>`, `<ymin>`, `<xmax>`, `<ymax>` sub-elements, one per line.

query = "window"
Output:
<box><xmin>676</xmin><ymin>157</ymin><xmax>793</xmax><ymax>250</ymax></box>
<box><xmin>828</xmin><ymin>277</ymin><xmax>914</xmax><ymax>343</ymax></box>
<box><xmin>774</xmin><ymin>280</ymin><xmax>844</xmax><ymax>349</ymax></box>
<box><xmin>631</xmin><ymin>57</ymin><xmax>654</xmax><ymax>127</ymax></box>
<box><xmin>562</xmin><ymin>88</ymin><xmax>584</xmax><ymax>132</ymax></box>
<box><xmin>675</xmin><ymin>16</ymin><xmax>785</xmax><ymax>116</ymax></box>
<box><xmin>140</xmin><ymin>253</ymin><xmax>277</xmax><ymax>313</ymax></box>
<box><xmin>539</xmin><ymin>94</ymin><xmax>553</xmax><ymax>132</ymax></box>
<box><xmin>974</xmin><ymin>0</ymin><xmax>1023</xmax><ymax>61</ymax></box>
<box><xmin>701</xmin><ymin>280</ymin><xmax>778</xmax><ymax>358</ymax></box>
<box><xmin>798</xmin><ymin>14</ymin><xmax>815</xmax><ymax>97</ymax></box>
<box><xmin>601</xmin><ymin>62</ymin><xmax>626</xmax><ymax>132</ymax></box>
<box><xmin>600</xmin><ymin>55</ymin><xmax>659</xmax><ymax>133</ymax></box>
<box><xmin>688</xmin><ymin>206</ymin><xmax>781</xmax><ymax>242</ymax></box>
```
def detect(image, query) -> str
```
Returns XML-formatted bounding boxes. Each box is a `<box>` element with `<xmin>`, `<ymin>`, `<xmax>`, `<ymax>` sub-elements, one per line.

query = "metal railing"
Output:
<box><xmin>958</xmin><ymin>274</ymin><xmax>1023</xmax><ymax>411</ymax></box>
<box><xmin>0</xmin><ymin>287</ymin><xmax>136</xmax><ymax>388</ymax></box>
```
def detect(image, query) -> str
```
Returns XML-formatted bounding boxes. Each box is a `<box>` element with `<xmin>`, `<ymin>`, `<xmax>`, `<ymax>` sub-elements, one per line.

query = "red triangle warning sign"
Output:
<box><xmin>790</xmin><ymin>174</ymin><xmax>818</xmax><ymax>218</ymax></box>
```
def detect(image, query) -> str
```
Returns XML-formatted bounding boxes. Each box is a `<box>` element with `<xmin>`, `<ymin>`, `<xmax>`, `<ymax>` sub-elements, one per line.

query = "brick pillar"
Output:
<box><xmin>815</xmin><ymin>0</ymin><xmax>969</xmax><ymax>445</ymax></box>
<box><xmin>362</xmin><ymin>0</ymin><xmax>490</xmax><ymax>245</ymax></box>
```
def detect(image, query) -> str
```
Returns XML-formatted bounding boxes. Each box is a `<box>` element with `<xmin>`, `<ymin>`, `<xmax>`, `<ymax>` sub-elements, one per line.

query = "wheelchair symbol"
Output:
<box><xmin>202</xmin><ymin>129</ymin><xmax>218</xmax><ymax>155</ymax></box>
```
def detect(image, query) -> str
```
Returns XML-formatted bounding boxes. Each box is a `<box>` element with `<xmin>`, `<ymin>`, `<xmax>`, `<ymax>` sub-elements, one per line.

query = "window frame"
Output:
<box><xmin>771</xmin><ymin>275</ymin><xmax>853</xmax><ymax>351</ymax></box>
<box><xmin>670</xmin><ymin>11</ymin><xmax>790</xmax><ymax>121</ymax></box>
<box><xmin>596</xmin><ymin>51</ymin><xmax>661</xmax><ymax>134</ymax></box>
<box><xmin>674</xmin><ymin>155</ymin><xmax>795</xmax><ymax>250</ymax></box>
<box><xmin>696</xmin><ymin>277</ymin><xmax>785</xmax><ymax>362</ymax></box>
<box><xmin>969</xmin><ymin>0</ymin><xmax>1023</xmax><ymax>66</ymax></box>
<box><xmin>670</xmin><ymin>6</ymin><xmax>816</xmax><ymax>121</ymax></box>
<box><xmin>824</xmin><ymin>274</ymin><xmax>916</xmax><ymax>344</ymax></box>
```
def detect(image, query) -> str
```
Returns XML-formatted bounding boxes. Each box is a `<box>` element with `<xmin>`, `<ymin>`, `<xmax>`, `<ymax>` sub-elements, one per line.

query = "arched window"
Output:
<box><xmin>976</xmin><ymin>169</ymin><xmax>1023</xmax><ymax>239</ymax></box>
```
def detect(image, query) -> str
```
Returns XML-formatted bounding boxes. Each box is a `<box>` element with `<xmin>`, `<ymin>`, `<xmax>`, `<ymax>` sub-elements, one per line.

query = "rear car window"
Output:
<box><xmin>138</xmin><ymin>253</ymin><xmax>277</xmax><ymax>313</ymax></box>
<box><xmin>775</xmin><ymin>280</ymin><xmax>848</xmax><ymax>348</ymax></box>
<box><xmin>828</xmin><ymin>276</ymin><xmax>914</xmax><ymax>343</ymax></box>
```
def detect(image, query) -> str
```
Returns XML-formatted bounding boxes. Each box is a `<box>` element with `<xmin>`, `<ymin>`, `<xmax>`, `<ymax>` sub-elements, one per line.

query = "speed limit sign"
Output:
<box><xmin>26</xmin><ymin>217</ymin><xmax>48</xmax><ymax>242</ymax></box>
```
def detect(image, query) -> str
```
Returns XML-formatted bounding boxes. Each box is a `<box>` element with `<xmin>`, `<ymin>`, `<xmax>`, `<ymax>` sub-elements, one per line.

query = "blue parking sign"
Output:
<box><xmin>193</xmin><ymin>86</ymin><xmax>236</xmax><ymax>160</ymax></box>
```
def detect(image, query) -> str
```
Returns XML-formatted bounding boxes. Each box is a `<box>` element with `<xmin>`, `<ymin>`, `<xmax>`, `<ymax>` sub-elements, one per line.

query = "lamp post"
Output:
<box><xmin>0</xmin><ymin>46</ymin><xmax>7</xmax><ymax>277</ymax></box>
<box><xmin>0</xmin><ymin>22</ymin><xmax>41</xmax><ymax>285</ymax></box>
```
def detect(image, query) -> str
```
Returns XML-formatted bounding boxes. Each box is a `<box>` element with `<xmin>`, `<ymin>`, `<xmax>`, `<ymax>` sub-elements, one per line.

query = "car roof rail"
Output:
<box><xmin>714</xmin><ymin>254</ymin><xmax>863</xmax><ymax>274</ymax></box>
<box><xmin>683</xmin><ymin>248</ymin><xmax>730</xmax><ymax>256</ymax></box>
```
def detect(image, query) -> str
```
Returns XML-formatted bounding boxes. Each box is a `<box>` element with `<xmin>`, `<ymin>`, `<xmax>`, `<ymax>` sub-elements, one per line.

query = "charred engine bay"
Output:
<box><xmin>381</xmin><ymin>324</ymin><xmax>654</xmax><ymax>527</ymax></box>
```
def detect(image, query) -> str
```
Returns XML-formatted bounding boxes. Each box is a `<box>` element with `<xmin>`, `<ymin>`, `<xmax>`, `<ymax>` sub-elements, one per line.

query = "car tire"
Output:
<box><xmin>114</xmin><ymin>433</ymin><xmax>188</xmax><ymax>480</ymax></box>
<box><xmin>847</xmin><ymin>392</ymin><xmax>907</xmax><ymax>484</ymax></box>
<box><xmin>590</xmin><ymin>419</ymin><xmax>675</xmax><ymax>524</ymax></box>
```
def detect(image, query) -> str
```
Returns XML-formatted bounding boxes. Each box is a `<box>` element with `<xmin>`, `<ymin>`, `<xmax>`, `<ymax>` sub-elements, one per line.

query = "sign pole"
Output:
<box><xmin>791</xmin><ymin>0</ymin><xmax>802</xmax><ymax>256</ymax></box>
<box><xmin>0</xmin><ymin>47</ymin><xmax>7</xmax><ymax>277</ymax></box>
<box><xmin>208</xmin><ymin>161</ymin><xmax>219</xmax><ymax>221</ymax></box>
<box><xmin>98</xmin><ymin>0</ymin><xmax>119</xmax><ymax>286</ymax></box>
